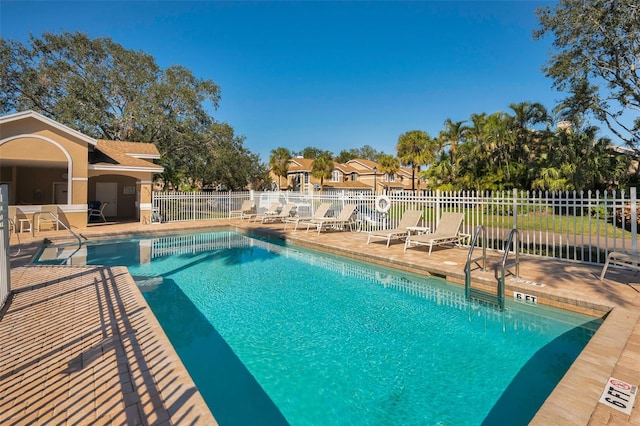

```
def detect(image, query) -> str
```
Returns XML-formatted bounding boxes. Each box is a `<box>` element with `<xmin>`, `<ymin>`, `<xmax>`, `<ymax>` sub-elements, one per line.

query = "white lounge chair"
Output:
<box><xmin>404</xmin><ymin>212</ymin><xmax>464</xmax><ymax>255</ymax></box>
<box><xmin>248</xmin><ymin>202</ymin><xmax>281</xmax><ymax>222</ymax></box>
<box><xmin>8</xmin><ymin>206</ymin><xmax>32</xmax><ymax>233</ymax></box>
<box><xmin>367</xmin><ymin>209</ymin><xmax>422</xmax><ymax>247</ymax></box>
<box><xmin>283</xmin><ymin>202</ymin><xmax>332</xmax><ymax>230</ymax></box>
<box><xmin>229</xmin><ymin>200</ymin><xmax>254</xmax><ymax>220</ymax></box>
<box><xmin>38</xmin><ymin>205</ymin><xmax>60</xmax><ymax>231</ymax></box>
<box><xmin>261</xmin><ymin>203</ymin><xmax>296</xmax><ymax>223</ymax></box>
<box><xmin>599</xmin><ymin>251</ymin><xmax>640</xmax><ymax>280</ymax></box>
<box><xmin>305</xmin><ymin>204</ymin><xmax>357</xmax><ymax>235</ymax></box>
<box><xmin>88</xmin><ymin>202</ymin><xmax>109</xmax><ymax>222</ymax></box>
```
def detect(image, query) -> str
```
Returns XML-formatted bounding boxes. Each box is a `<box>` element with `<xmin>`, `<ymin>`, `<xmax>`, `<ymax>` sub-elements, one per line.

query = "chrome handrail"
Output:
<box><xmin>464</xmin><ymin>224</ymin><xmax>487</xmax><ymax>300</ymax></box>
<box><xmin>7</xmin><ymin>218</ymin><xmax>21</xmax><ymax>257</ymax></box>
<box><xmin>32</xmin><ymin>211</ymin><xmax>82</xmax><ymax>248</ymax></box>
<box><xmin>499</xmin><ymin>228</ymin><xmax>521</xmax><ymax>309</ymax></box>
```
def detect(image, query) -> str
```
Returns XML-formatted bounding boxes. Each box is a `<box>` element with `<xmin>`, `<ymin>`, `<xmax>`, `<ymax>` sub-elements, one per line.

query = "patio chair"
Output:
<box><xmin>229</xmin><ymin>199</ymin><xmax>254</xmax><ymax>220</ymax></box>
<box><xmin>248</xmin><ymin>202</ymin><xmax>281</xmax><ymax>222</ymax></box>
<box><xmin>283</xmin><ymin>202</ymin><xmax>332</xmax><ymax>231</ymax></box>
<box><xmin>88</xmin><ymin>201</ymin><xmax>109</xmax><ymax>222</ymax></box>
<box><xmin>304</xmin><ymin>204</ymin><xmax>357</xmax><ymax>235</ymax></box>
<box><xmin>261</xmin><ymin>203</ymin><xmax>296</xmax><ymax>223</ymax></box>
<box><xmin>8</xmin><ymin>206</ymin><xmax>33</xmax><ymax>233</ymax></box>
<box><xmin>404</xmin><ymin>212</ymin><xmax>464</xmax><ymax>255</ymax></box>
<box><xmin>599</xmin><ymin>251</ymin><xmax>640</xmax><ymax>280</ymax></box>
<box><xmin>367</xmin><ymin>209</ymin><xmax>422</xmax><ymax>248</ymax></box>
<box><xmin>37</xmin><ymin>205</ymin><xmax>60</xmax><ymax>231</ymax></box>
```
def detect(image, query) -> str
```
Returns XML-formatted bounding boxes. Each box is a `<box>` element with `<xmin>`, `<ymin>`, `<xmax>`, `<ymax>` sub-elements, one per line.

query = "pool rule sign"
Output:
<box><xmin>599</xmin><ymin>377</ymin><xmax>637</xmax><ymax>415</ymax></box>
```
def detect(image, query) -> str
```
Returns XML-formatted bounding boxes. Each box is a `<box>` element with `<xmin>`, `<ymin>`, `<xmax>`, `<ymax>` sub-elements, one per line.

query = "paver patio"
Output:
<box><xmin>2</xmin><ymin>219</ymin><xmax>639</xmax><ymax>425</ymax></box>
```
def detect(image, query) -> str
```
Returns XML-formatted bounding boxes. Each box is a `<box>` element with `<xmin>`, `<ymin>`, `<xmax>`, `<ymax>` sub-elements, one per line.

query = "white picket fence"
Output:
<box><xmin>152</xmin><ymin>188</ymin><xmax>638</xmax><ymax>265</ymax></box>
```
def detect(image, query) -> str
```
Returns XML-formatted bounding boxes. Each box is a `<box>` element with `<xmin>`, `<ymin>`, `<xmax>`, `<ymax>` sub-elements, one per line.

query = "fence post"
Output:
<box><xmin>435</xmin><ymin>189</ymin><xmax>441</xmax><ymax>224</ymax></box>
<box><xmin>0</xmin><ymin>184</ymin><xmax>11</xmax><ymax>309</ymax></box>
<box><xmin>513</xmin><ymin>188</ymin><xmax>518</xmax><ymax>229</ymax></box>
<box><xmin>632</xmin><ymin>187</ymin><xmax>638</xmax><ymax>252</ymax></box>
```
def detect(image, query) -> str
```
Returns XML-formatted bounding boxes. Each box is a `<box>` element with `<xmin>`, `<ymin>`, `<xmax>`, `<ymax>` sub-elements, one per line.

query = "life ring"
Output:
<box><xmin>375</xmin><ymin>195</ymin><xmax>391</xmax><ymax>213</ymax></box>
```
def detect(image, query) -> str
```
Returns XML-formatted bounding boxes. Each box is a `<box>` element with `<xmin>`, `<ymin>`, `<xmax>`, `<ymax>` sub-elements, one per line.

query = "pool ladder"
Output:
<box><xmin>465</xmin><ymin>226</ymin><xmax>520</xmax><ymax>310</ymax></box>
<box><xmin>32</xmin><ymin>211</ymin><xmax>83</xmax><ymax>249</ymax></box>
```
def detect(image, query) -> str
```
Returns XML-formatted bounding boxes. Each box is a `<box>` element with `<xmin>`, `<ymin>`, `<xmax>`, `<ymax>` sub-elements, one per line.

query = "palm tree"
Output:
<box><xmin>269</xmin><ymin>147</ymin><xmax>291</xmax><ymax>190</ymax></box>
<box><xmin>508</xmin><ymin>101</ymin><xmax>551</xmax><ymax>178</ymax></box>
<box><xmin>397</xmin><ymin>130</ymin><xmax>432</xmax><ymax>192</ymax></box>
<box><xmin>438</xmin><ymin>118</ymin><xmax>469</xmax><ymax>167</ymax></box>
<box><xmin>377</xmin><ymin>154</ymin><xmax>400</xmax><ymax>191</ymax></box>
<box><xmin>509</xmin><ymin>101</ymin><xmax>550</xmax><ymax>130</ymax></box>
<box><xmin>422</xmin><ymin>151</ymin><xmax>455</xmax><ymax>190</ymax></box>
<box><xmin>311</xmin><ymin>151</ymin><xmax>334</xmax><ymax>191</ymax></box>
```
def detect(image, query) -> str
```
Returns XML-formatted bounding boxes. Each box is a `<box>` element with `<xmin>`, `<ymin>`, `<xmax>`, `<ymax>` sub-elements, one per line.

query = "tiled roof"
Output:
<box><xmin>333</xmin><ymin>163</ymin><xmax>358</xmax><ymax>173</ymax></box>
<box><xmin>345</xmin><ymin>158</ymin><xmax>379</xmax><ymax>170</ymax></box>
<box><xmin>323</xmin><ymin>180</ymin><xmax>372</xmax><ymax>189</ymax></box>
<box><xmin>96</xmin><ymin>140</ymin><xmax>160</xmax><ymax>158</ymax></box>
<box><xmin>288</xmin><ymin>158</ymin><xmax>314</xmax><ymax>171</ymax></box>
<box><xmin>92</xmin><ymin>140</ymin><xmax>163</xmax><ymax>171</ymax></box>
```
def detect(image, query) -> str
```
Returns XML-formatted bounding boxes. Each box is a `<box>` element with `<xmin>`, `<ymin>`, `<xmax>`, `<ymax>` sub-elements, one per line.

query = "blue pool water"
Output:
<box><xmin>35</xmin><ymin>231</ymin><xmax>601</xmax><ymax>425</ymax></box>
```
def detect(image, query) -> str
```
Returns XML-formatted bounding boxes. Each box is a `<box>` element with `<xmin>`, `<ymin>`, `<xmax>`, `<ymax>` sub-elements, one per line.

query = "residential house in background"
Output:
<box><xmin>0</xmin><ymin>110</ymin><xmax>164</xmax><ymax>230</ymax></box>
<box><xmin>271</xmin><ymin>156</ymin><xmax>425</xmax><ymax>193</ymax></box>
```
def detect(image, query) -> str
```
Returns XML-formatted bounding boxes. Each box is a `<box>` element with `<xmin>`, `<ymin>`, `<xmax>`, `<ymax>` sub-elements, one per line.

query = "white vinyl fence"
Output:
<box><xmin>152</xmin><ymin>188</ymin><xmax>638</xmax><ymax>265</ymax></box>
<box><xmin>0</xmin><ymin>184</ymin><xmax>11</xmax><ymax>309</ymax></box>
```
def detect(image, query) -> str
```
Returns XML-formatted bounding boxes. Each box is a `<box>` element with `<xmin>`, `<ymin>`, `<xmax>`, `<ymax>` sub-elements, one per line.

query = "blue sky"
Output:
<box><xmin>1</xmin><ymin>1</ymin><xmax>568</xmax><ymax>162</ymax></box>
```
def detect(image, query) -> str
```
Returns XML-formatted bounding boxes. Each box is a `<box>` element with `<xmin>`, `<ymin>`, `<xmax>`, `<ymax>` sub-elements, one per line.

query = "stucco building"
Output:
<box><xmin>0</xmin><ymin>110</ymin><xmax>163</xmax><ymax>230</ymax></box>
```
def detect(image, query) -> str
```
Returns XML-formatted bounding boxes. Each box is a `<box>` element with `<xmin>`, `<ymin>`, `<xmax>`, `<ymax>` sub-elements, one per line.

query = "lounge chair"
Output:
<box><xmin>599</xmin><ymin>251</ymin><xmax>640</xmax><ymax>280</ymax></box>
<box><xmin>404</xmin><ymin>212</ymin><xmax>464</xmax><ymax>255</ymax></box>
<box><xmin>261</xmin><ymin>203</ymin><xmax>296</xmax><ymax>223</ymax></box>
<box><xmin>88</xmin><ymin>201</ymin><xmax>109</xmax><ymax>222</ymax></box>
<box><xmin>248</xmin><ymin>202</ymin><xmax>281</xmax><ymax>222</ymax></box>
<box><xmin>367</xmin><ymin>209</ymin><xmax>422</xmax><ymax>247</ymax></box>
<box><xmin>283</xmin><ymin>202</ymin><xmax>332</xmax><ymax>230</ymax></box>
<box><xmin>229</xmin><ymin>199</ymin><xmax>254</xmax><ymax>220</ymax></box>
<box><xmin>37</xmin><ymin>205</ymin><xmax>60</xmax><ymax>231</ymax></box>
<box><xmin>8</xmin><ymin>206</ymin><xmax>32</xmax><ymax>233</ymax></box>
<box><xmin>304</xmin><ymin>204</ymin><xmax>357</xmax><ymax>235</ymax></box>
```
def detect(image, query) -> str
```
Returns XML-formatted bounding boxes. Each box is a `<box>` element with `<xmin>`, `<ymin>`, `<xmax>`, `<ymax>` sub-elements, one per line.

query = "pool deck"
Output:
<box><xmin>2</xmin><ymin>219</ymin><xmax>639</xmax><ymax>425</ymax></box>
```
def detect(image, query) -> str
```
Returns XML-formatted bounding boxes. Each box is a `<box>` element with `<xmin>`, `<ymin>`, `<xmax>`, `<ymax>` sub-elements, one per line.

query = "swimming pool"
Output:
<box><xmin>35</xmin><ymin>230</ymin><xmax>602</xmax><ymax>425</ymax></box>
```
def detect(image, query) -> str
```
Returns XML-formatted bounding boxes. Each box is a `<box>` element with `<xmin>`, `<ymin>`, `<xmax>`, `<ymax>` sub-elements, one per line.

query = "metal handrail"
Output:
<box><xmin>7</xmin><ymin>218</ymin><xmax>22</xmax><ymax>256</ymax></box>
<box><xmin>32</xmin><ymin>211</ymin><xmax>82</xmax><ymax>248</ymax></box>
<box><xmin>464</xmin><ymin>224</ymin><xmax>487</xmax><ymax>300</ymax></box>
<box><xmin>498</xmin><ymin>228</ymin><xmax>521</xmax><ymax>309</ymax></box>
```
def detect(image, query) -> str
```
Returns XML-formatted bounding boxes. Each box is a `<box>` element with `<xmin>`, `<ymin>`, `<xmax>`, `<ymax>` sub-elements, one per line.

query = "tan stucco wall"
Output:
<box><xmin>0</xmin><ymin>136</ymin><xmax>69</xmax><ymax>162</ymax></box>
<box><xmin>1</xmin><ymin>117</ymin><xmax>91</xmax><ymax>208</ymax></box>
<box><xmin>1</xmin><ymin>117</ymin><xmax>90</xmax><ymax>178</ymax></box>
<box><xmin>9</xmin><ymin>205</ymin><xmax>88</xmax><ymax>232</ymax></box>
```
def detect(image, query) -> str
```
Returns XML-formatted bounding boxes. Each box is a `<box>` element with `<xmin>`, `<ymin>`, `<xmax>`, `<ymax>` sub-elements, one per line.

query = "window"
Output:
<box><xmin>331</xmin><ymin>170</ymin><xmax>340</xmax><ymax>182</ymax></box>
<box><xmin>351</xmin><ymin>172</ymin><xmax>357</xmax><ymax>181</ymax></box>
<box><xmin>385</xmin><ymin>173</ymin><xmax>395</xmax><ymax>182</ymax></box>
<box><xmin>304</xmin><ymin>173</ymin><xmax>309</xmax><ymax>183</ymax></box>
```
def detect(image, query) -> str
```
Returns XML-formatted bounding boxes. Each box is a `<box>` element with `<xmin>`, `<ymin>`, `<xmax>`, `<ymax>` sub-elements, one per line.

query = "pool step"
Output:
<box><xmin>467</xmin><ymin>287</ymin><xmax>503</xmax><ymax>310</ymax></box>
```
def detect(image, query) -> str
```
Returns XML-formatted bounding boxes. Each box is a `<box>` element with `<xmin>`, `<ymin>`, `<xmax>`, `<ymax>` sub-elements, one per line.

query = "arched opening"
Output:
<box><xmin>88</xmin><ymin>174</ymin><xmax>139</xmax><ymax>220</ymax></box>
<box><xmin>0</xmin><ymin>135</ymin><xmax>72</xmax><ymax>205</ymax></box>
